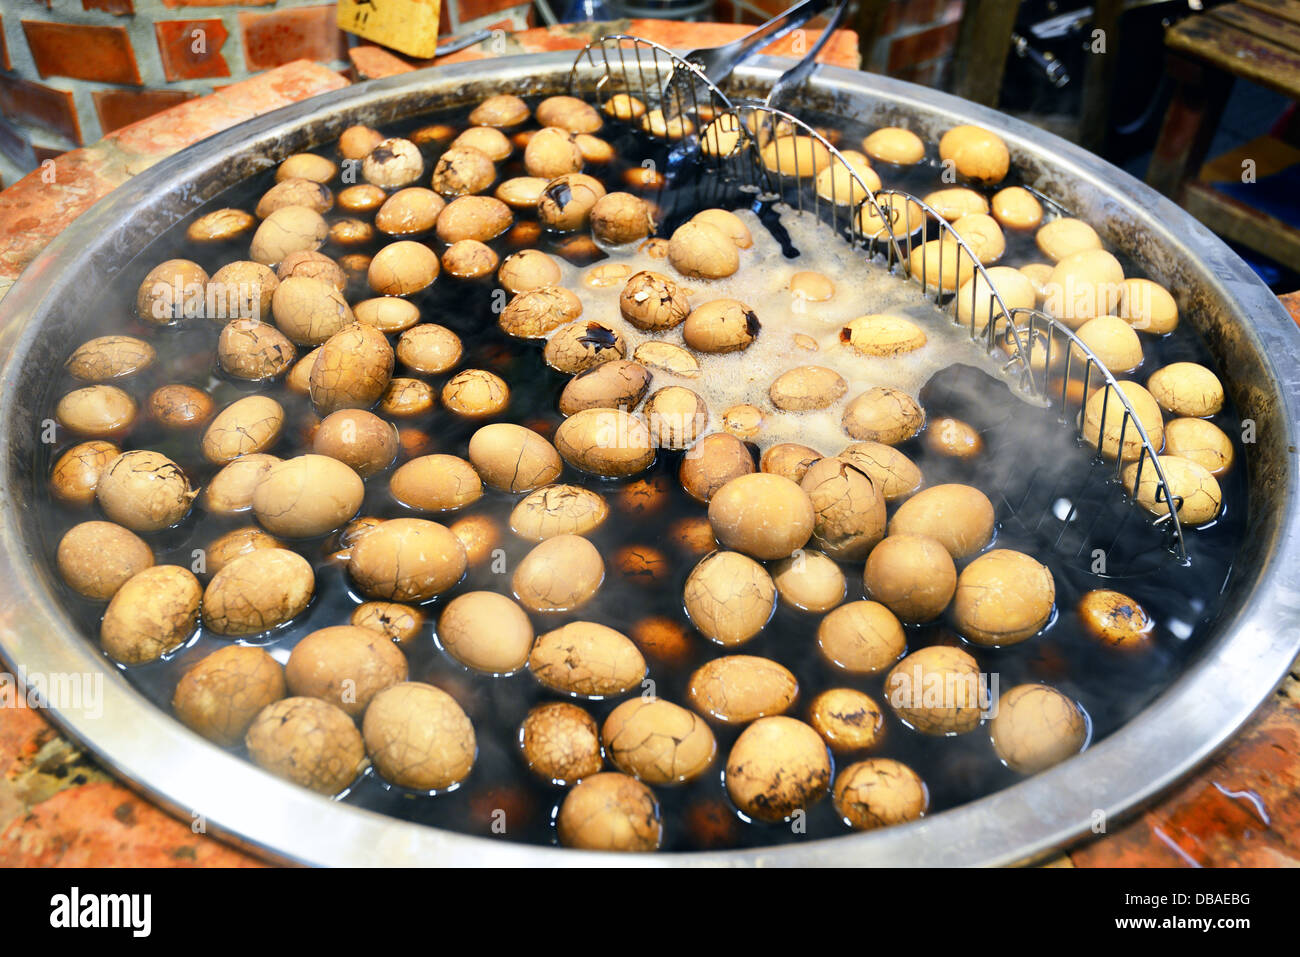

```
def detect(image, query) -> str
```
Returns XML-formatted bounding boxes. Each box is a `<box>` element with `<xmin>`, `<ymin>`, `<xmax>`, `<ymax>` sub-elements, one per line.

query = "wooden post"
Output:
<box><xmin>951</xmin><ymin>0</ymin><xmax>1019</xmax><ymax>106</ymax></box>
<box><xmin>1146</xmin><ymin>56</ymin><xmax>1234</xmax><ymax>199</ymax></box>
<box><xmin>1078</xmin><ymin>0</ymin><xmax>1125</xmax><ymax>153</ymax></box>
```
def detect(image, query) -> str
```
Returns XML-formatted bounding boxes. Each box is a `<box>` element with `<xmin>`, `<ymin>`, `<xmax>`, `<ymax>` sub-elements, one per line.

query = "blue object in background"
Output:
<box><xmin>559</xmin><ymin>0</ymin><xmax>613</xmax><ymax>21</ymax></box>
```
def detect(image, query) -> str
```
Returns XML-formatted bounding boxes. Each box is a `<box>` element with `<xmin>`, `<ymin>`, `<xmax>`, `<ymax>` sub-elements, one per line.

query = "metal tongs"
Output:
<box><xmin>662</xmin><ymin>0</ymin><xmax>848</xmax><ymax>119</ymax></box>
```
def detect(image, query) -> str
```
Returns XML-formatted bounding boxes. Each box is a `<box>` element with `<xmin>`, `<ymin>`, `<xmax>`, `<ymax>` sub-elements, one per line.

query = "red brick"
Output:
<box><xmin>93</xmin><ymin>88</ymin><xmax>198</xmax><ymax>134</ymax></box>
<box><xmin>886</xmin><ymin>21</ymin><xmax>959</xmax><ymax>73</ymax></box>
<box><xmin>238</xmin><ymin>5</ymin><xmax>348</xmax><ymax>70</ymax></box>
<box><xmin>0</xmin><ymin>75</ymin><xmax>82</xmax><ymax>144</ymax></box>
<box><xmin>21</xmin><ymin>21</ymin><xmax>142</xmax><ymax>85</ymax></box>
<box><xmin>155</xmin><ymin>19</ymin><xmax>231</xmax><ymax>80</ymax></box>
<box><xmin>455</xmin><ymin>0</ymin><xmax>527</xmax><ymax>24</ymax></box>
<box><xmin>82</xmin><ymin>0</ymin><xmax>135</xmax><ymax>13</ymax></box>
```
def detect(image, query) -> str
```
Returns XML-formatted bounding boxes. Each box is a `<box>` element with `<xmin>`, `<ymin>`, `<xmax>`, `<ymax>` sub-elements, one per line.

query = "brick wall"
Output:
<box><xmin>1</xmin><ymin>0</ymin><xmax>957</xmax><ymax>187</ymax></box>
<box><xmin>0</xmin><ymin>0</ymin><xmax>533</xmax><ymax>186</ymax></box>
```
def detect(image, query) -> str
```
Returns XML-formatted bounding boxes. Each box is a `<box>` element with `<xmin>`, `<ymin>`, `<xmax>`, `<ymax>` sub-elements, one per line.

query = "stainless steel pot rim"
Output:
<box><xmin>1</xmin><ymin>53</ymin><xmax>1298</xmax><ymax>867</ymax></box>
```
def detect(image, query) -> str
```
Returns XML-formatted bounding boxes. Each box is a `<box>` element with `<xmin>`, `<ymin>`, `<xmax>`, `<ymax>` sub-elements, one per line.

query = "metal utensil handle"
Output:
<box><xmin>765</xmin><ymin>0</ymin><xmax>851</xmax><ymax>108</ymax></box>
<box><xmin>691</xmin><ymin>0</ymin><xmax>838</xmax><ymax>85</ymax></box>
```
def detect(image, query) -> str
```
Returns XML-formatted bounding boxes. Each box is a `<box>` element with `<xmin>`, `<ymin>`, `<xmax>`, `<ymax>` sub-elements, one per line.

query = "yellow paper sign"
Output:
<box><xmin>337</xmin><ymin>0</ymin><xmax>443</xmax><ymax>60</ymax></box>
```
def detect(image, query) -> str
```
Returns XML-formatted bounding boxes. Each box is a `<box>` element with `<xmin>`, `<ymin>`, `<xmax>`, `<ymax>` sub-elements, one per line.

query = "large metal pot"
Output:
<box><xmin>1</xmin><ymin>53</ymin><xmax>1297</xmax><ymax>867</ymax></box>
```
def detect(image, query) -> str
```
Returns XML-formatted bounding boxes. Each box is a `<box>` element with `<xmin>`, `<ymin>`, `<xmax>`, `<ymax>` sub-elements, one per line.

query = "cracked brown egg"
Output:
<box><xmin>286</xmin><ymin>625</ymin><xmax>409</xmax><ymax>718</ymax></box>
<box><xmin>619</xmin><ymin>270</ymin><xmax>690</xmax><ymax>331</ymax></box>
<box><xmin>368</xmin><ymin>240</ymin><xmax>439</xmax><ymax>296</ymax></box>
<box><xmin>499</xmin><ymin>248</ymin><xmax>561</xmax><ymax>293</ymax></box>
<box><xmin>1078</xmin><ymin>589</ymin><xmax>1154</xmax><ymax>650</ymax></box>
<box><xmin>679</xmin><ymin>432</ymin><xmax>755</xmax><ymax>504</ymax></box>
<box><xmin>50</xmin><ymin>440</ymin><xmax>119</xmax><ymax>507</ymax></box>
<box><xmin>924</xmin><ymin>416</ymin><xmax>984</xmax><ymax>460</ymax></box>
<box><xmin>590</xmin><ymin>192</ymin><xmax>654</xmax><ymax>245</ymax></box>
<box><xmin>390</xmin><ymin>454</ymin><xmax>482</xmax><ymax>512</ymax></box>
<box><xmin>339</xmin><ymin>124</ymin><xmax>385</xmax><ymax>159</ymax></box>
<box><xmin>864</xmin><ymin>533</ymin><xmax>957</xmax><ymax>623</ymax></box>
<box><xmin>862</xmin><ymin>126</ymin><xmax>925</xmax><ymax>164</ymax></box>
<box><xmin>362</xmin><ymin>137</ymin><xmax>423</xmax><ymax>188</ymax></box>
<box><xmin>837</xmin><ymin>441</ymin><xmax>922</xmax><ymax>503</ymax></box>
<box><xmin>769</xmin><ymin>365</ymin><xmax>847</xmax><ymax>411</ymax></box>
<box><xmin>468</xmin><ymin>422</ymin><xmax>564</xmax><ymax>492</ymax></box>
<box><xmin>442</xmin><ymin>369</ymin><xmax>510</xmax><ymax>418</ymax></box>
<box><xmin>438</xmin><ymin>591</ymin><xmax>534</xmax><ymax>675</ymax></box>
<box><xmin>991</xmin><ymin>187</ymin><xmax>1043</xmax><ymax>231</ymax></box>
<box><xmin>203</xmin><ymin>453</ymin><xmax>279</xmax><ymax>515</ymax></box>
<box><xmin>800</xmin><ymin>457</ymin><xmax>887</xmax><ymax>560</ymax></box>
<box><xmin>57</xmin><ymin>520</ymin><xmax>153</xmax><ymax>600</ymax></box>
<box><xmin>470</xmin><ymin>93</ymin><xmax>530</xmax><ymax>128</ymax></box>
<box><xmin>554</xmin><ymin>407</ymin><xmax>655</xmax><ymax>477</ymax></box>
<box><xmin>188</xmin><ymin>207</ymin><xmax>256</xmax><ymax>243</ymax></box>
<box><xmin>842</xmin><ymin>387</ymin><xmax>925</xmax><ymax>445</ymax></box>
<box><xmin>55</xmin><ymin>385</ymin><xmax>137</xmax><ymax>439</ymax></box>
<box><xmin>349</xmin><ymin>518</ymin><xmax>467</xmax><ymax>602</ymax></box>
<box><xmin>840</xmin><ymin>314</ymin><xmax>928</xmax><ymax>358</ymax></box>
<box><xmin>707</xmin><ymin>473</ymin><xmax>814</xmax><ymax>560</ymax></box>
<box><xmin>396</xmin><ymin>323</ymin><xmax>462</xmax><ymax>374</ymax></box>
<box><xmin>312</xmin><ymin>409</ymin><xmax>399</xmax><ymax>478</ymax></box>
<box><xmin>256</xmin><ymin>179</ymin><xmax>332</xmax><ymax>220</ymax></box>
<box><xmin>96</xmin><ymin>449</ymin><xmax>194</xmax><ymax>532</ymax></box>
<box><xmin>1074</xmin><ymin>316</ymin><xmax>1144</xmax><ymax>375</ymax></box>
<box><xmin>954</xmin><ymin>548</ymin><xmax>1055</xmax><ymax>646</ymax></box>
<box><xmin>683</xmin><ymin>298</ymin><xmax>760</xmax><ymax>353</ymax></box>
<box><xmin>989</xmin><ymin>683</ymin><xmax>1089</xmax><ymax>773</ymax></box>
<box><xmin>250</xmin><ymin>206</ymin><xmax>328</xmax><ymax>266</ymax></box>
<box><xmin>149</xmin><ymin>384</ymin><xmax>213</xmax><ymax>430</ymax></box>
<box><xmin>688</xmin><ymin>655</ymin><xmax>798</xmax><ymax>725</ymax></box>
<box><xmin>513</xmin><ymin>534</ymin><xmax>605</xmax><ymax>613</ymax></box>
<box><xmin>833</xmin><ymin>758</ymin><xmax>928</xmax><ymax>831</ymax></box>
<box><xmin>308</xmin><ymin>322</ymin><xmax>395</xmax><ymax>416</ymax></box>
<box><xmin>379</xmin><ymin>377</ymin><xmax>435</xmax><ymax>418</ymax></box>
<box><xmin>1124</xmin><ymin>454</ymin><xmax>1222</xmax><ymax>525</ymax></box>
<box><xmin>557</xmin><ymin>772</ymin><xmax>662</xmax><ymax>851</ymax></box>
<box><xmin>939</xmin><ymin>124</ymin><xmax>1010</xmax><ymax>183</ymax></box>
<box><xmin>351</xmin><ymin>601</ymin><xmax>424</xmax><ymax>646</ymax></box>
<box><xmin>1164</xmin><ymin>417</ymin><xmax>1234</xmax><ymax>476</ymax></box>
<box><xmin>201</xmin><ymin>547</ymin><xmax>314</xmax><ymax>636</ymax></box>
<box><xmin>760</xmin><ymin>442</ymin><xmax>822</xmax><ymax>484</ymax></box>
<box><xmin>66</xmin><ymin>335</ymin><xmax>155</xmax><ymax>382</ymax></box>
<box><xmin>441</xmin><ymin>240</ymin><xmax>499</xmax><ymax>280</ymax></box>
<box><xmin>100</xmin><ymin>565</ymin><xmax>202</xmax><ymax>665</ymax></box>
<box><xmin>668</xmin><ymin>221</ymin><xmax>740</xmax><ymax>280</ymax></box>
<box><xmin>683</xmin><ymin>550</ymin><xmax>776</xmax><ymax>646</ymax></box>
<box><xmin>771</xmin><ymin>549</ymin><xmax>846</xmax><ymax>613</ymax></box>
<box><xmin>172</xmin><ymin>645</ymin><xmax>286</xmax><ymax>747</ymax></box>
<box><xmin>202</xmin><ymin>395</ymin><xmax>284</xmax><ymax>465</ymax></box>
<box><xmin>1119</xmin><ymin>277</ymin><xmax>1179</xmax><ymax>333</ymax></box>
<box><xmin>817</xmin><ymin>600</ymin><xmax>906</xmax><ymax>674</ymax></box>
<box><xmin>205</xmin><ymin>527</ymin><xmax>282</xmax><ymax>574</ymax></box>
<box><xmin>246</xmin><ymin>696</ymin><xmax>366</xmax><ymax>795</ymax></box>
<box><xmin>510</xmin><ymin>484</ymin><xmax>609</xmax><ymax>541</ymax></box>
<box><xmin>888</xmin><ymin>483</ymin><xmax>995</xmax><ymax>559</ymax></box>
<box><xmin>602</xmin><ymin>697</ymin><xmax>717</xmax><ymax>784</ymax></box>
<box><xmin>1081</xmin><ymin>381</ymin><xmax>1164</xmax><ymax>462</ymax></box>
<box><xmin>1036</xmin><ymin>217</ymin><xmax>1102</xmax><ymax>263</ymax></box>
<box><xmin>524</xmin><ymin>127</ymin><xmax>584</xmax><ymax>179</ymax></box>
<box><xmin>251</xmin><ymin>454</ymin><xmax>364</xmax><ymax>538</ymax></box>
<box><xmin>136</xmin><ymin>259</ymin><xmax>209</xmax><ymax>322</ymax></box>
<box><xmin>810</xmin><ymin>688</ymin><xmax>885</xmax><ymax>753</ymax></box>
<box><xmin>558</xmin><ymin>359</ymin><xmax>650</xmax><ymax>415</ymax></box>
<box><xmin>726</xmin><ymin>716</ymin><xmax>831</xmax><ymax>822</ymax></box>
<box><xmin>209</xmin><ymin>260</ymin><xmax>276</xmax><ymax>322</ymax></box>
<box><xmin>538</xmin><ymin>172</ymin><xmax>607</xmax><ymax>231</ymax></box>
<box><xmin>644</xmin><ymin>386</ymin><xmax>708</xmax><ymax>450</ymax></box>
<box><xmin>529</xmin><ymin>621</ymin><xmax>646</xmax><ymax>697</ymax></box>
<box><xmin>217</xmin><ymin>319</ymin><xmax>296</xmax><ymax>380</ymax></box>
<box><xmin>519</xmin><ymin>702</ymin><xmax>603</xmax><ymax>785</ymax></box>
<box><xmin>1146</xmin><ymin>361</ymin><xmax>1224</xmax><ymax>418</ymax></box>
<box><xmin>500</xmin><ymin>285</ymin><xmax>583</xmax><ymax>338</ymax></box>
<box><xmin>546</xmin><ymin>321</ymin><xmax>626</xmax><ymax>374</ymax></box>
<box><xmin>886</xmin><ymin>645</ymin><xmax>985</xmax><ymax>735</ymax></box>
<box><xmin>432</xmin><ymin>147</ymin><xmax>496</xmax><ymax>197</ymax></box>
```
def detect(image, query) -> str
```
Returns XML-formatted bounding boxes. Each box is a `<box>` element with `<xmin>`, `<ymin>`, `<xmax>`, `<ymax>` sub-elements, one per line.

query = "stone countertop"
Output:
<box><xmin>0</xmin><ymin>21</ymin><xmax>1296</xmax><ymax>868</ymax></box>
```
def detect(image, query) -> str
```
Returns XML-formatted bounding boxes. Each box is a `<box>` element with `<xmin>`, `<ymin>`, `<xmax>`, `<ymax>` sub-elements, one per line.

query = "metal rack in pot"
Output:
<box><xmin>567</xmin><ymin>35</ymin><xmax>1187</xmax><ymax>569</ymax></box>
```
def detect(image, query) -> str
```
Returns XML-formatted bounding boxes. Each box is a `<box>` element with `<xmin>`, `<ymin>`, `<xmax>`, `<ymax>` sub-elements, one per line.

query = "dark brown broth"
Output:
<box><xmin>30</xmin><ymin>100</ymin><xmax>1247</xmax><ymax>852</ymax></box>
